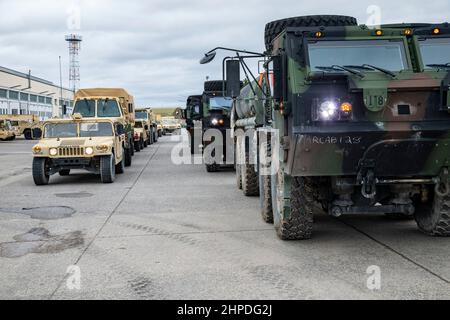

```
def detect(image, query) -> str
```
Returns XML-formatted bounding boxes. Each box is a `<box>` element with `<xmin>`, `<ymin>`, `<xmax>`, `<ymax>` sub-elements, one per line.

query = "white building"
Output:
<box><xmin>0</xmin><ymin>66</ymin><xmax>74</xmax><ymax>120</ymax></box>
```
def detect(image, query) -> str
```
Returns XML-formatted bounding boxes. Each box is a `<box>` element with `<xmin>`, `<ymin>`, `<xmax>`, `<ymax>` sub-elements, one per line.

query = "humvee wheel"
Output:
<box><xmin>242</xmin><ymin>153</ymin><xmax>259</xmax><ymax>197</ymax></box>
<box><xmin>124</xmin><ymin>146</ymin><xmax>132</xmax><ymax>167</ymax></box>
<box><xmin>415</xmin><ymin>191</ymin><xmax>450</xmax><ymax>236</ymax></box>
<box><xmin>59</xmin><ymin>170</ymin><xmax>70</xmax><ymax>176</ymax></box>
<box><xmin>32</xmin><ymin>158</ymin><xmax>50</xmax><ymax>186</ymax></box>
<box><xmin>140</xmin><ymin>138</ymin><xmax>145</xmax><ymax>150</ymax></box>
<box><xmin>134</xmin><ymin>140</ymin><xmax>141</xmax><ymax>152</ymax></box>
<box><xmin>144</xmin><ymin>139</ymin><xmax>148</xmax><ymax>148</ymax></box>
<box><xmin>100</xmin><ymin>154</ymin><xmax>116</xmax><ymax>183</ymax></box>
<box><xmin>265</xmin><ymin>15</ymin><xmax>358</xmax><ymax>50</ymax></box>
<box><xmin>24</xmin><ymin>129</ymin><xmax>32</xmax><ymax>140</ymax></box>
<box><xmin>115</xmin><ymin>153</ymin><xmax>125</xmax><ymax>174</ymax></box>
<box><xmin>259</xmin><ymin>141</ymin><xmax>273</xmax><ymax>223</ymax></box>
<box><xmin>206</xmin><ymin>164</ymin><xmax>220</xmax><ymax>172</ymax></box>
<box><xmin>271</xmin><ymin>167</ymin><xmax>313</xmax><ymax>240</ymax></box>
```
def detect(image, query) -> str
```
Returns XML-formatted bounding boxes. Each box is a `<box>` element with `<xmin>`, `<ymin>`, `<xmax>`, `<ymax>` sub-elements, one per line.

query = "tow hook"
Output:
<box><xmin>435</xmin><ymin>168</ymin><xmax>450</xmax><ymax>197</ymax></box>
<box><xmin>361</xmin><ymin>169</ymin><xmax>377</xmax><ymax>199</ymax></box>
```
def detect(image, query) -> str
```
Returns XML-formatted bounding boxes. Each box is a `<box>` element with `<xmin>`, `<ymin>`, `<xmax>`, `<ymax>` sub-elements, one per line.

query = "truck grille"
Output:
<box><xmin>58</xmin><ymin>147</ymin><xmax>85</xmax><ymax>156</ymax></box>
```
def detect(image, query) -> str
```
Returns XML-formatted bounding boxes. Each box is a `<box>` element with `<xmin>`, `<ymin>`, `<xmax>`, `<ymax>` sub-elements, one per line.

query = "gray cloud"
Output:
<box><xmin>0</xmin><ymin>0</ymin><xmax>448</xmax><ymax>106</ymax></box>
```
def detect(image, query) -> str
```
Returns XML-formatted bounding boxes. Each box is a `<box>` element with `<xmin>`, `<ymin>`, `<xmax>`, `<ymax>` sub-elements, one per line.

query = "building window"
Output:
<box><xmin>0</xmin><ymin>89</ymin><xmax>7</xmax><ymax>98</ymax></box>
<box><xmin>20</xmin><ymin>92</ymin><xmax>29</xmax><ymax>101</ymax></box>
<box><xmin>30</xmin><ymin>94</ymin><xmax>37</xmax><ymax>102</ymax></box>
<box><xmin>38</xmin><ymin>96</ymin><xmax>45</xmax><ymax>104</ymax></box>
<box><xmin>9</xmin><ymin>91</ymin><xmax>19</xmax><ymax>100</ymax></box>
<box><xmin>46</xmin><ymin>97</ymin><xmax>52</xmax><ymax>105</ymax></box>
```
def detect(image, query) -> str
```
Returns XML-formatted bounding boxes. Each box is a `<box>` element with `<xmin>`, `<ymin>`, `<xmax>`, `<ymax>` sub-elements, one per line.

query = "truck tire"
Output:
<box><xmin>115</xmin><ymin>154</ymin><xmax>125</xmax><ymax>174</ymax></box>
<box><xmin>272</xmin><ymin>168</ymin><xmax>313</xmax><ymax>240</ymax></box>
<box><xmin>124</xmin><ymin>147</ymin><xmax>132</xmax><ymax>167</ymax></box>
<box><xmin>100</xmin><ymin>154</ymin><xmax>115</xmax><ymax>184</ymax></box>
<box><xmin>265</xmin><ymin>15</ymin><xmax>358</xmax><ymax>50</ymax></box>
<box><xmin>259</xmin><ymin>141</ymin><xmax>273</xmax><ymax>223</ymax></box>
<box><xmin>415</xmin><ymin>191</ymin><xmax>450</xmax><ymax>236</ymax></box>
<box><xmin>130</xmin><ymin>138</ymin><xmax>135</xmax><ymax>156</ymax></box>
<box><xmin>204</xmin><ymin>80</ymin><xmax>226</xmax><ymax>92</ymax></box>
<box><xmin>32</xmin><ymin>157</ymin><xmax>50</xmax><ymax>186</ymax></box>
<box><xmin>24</xmin><ymin>129</ymin><xmax>32</xmax><ymax>140</ymax></box>
<box><xmin>59</xmin><ymin>169</ymin><xmax>70</xmax><ymax>176</ymax></box>
<box><xmin>134</xmin><ymin>140</ymin><xmax>141</xmax><ymax>152</ymax></box>
<box><xmin>242</xmin><ymin>153</ymin><xmax>259</xmax><ymax>197</ymax></box>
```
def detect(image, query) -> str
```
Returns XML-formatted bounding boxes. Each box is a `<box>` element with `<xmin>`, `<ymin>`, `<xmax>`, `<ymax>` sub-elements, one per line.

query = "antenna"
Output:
<box><xmin>65</xmin><ymin>34</ymin><xmax>82</xmax><ymax>92</ymax></box>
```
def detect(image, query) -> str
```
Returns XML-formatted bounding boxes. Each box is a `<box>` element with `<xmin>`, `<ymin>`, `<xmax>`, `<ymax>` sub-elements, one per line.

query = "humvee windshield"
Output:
<box><xmin>135</xmin><ymin>112</ymin><xmax>148</xmax><ymax>120</ymax></box>
<box><xmin>308</xmin><ymin>39</ymin><xmax>408</xmax><ymax>72</ymax></box>
<box><xmin>73</xmin><ymin>99</ymin><xmax>121</xmax><ymax>118</ymax></box>
<box><xmin>80</xmin><ymin>122</ymin><xmax>113</xmax><ymax>137</ymax></box>
<box><xmin>44</xmin><ymin>123</ymin><xmax>78</xmax><ymax>138</ymax></box>
<box><xmin>418</xmin><ymin>38</ymin><xmax>450</xmax><ymax>67</ymax></box>
<box><xmin>0</xmin><ymin>120</ymin><xmax>10</xmax><ymax>130</ymax></box>
<box><xmin>209</xmin><ymin>97</ymin><xmax>233</xmax><ymax>110</ymax></box>
<box><xmin>134</xmin><ymin>121</ymin><xmax>143</xmax><ymax>128</ymax></box>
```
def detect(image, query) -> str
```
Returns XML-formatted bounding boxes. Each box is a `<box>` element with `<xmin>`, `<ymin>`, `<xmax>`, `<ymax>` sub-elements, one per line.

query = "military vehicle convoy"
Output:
<box><xmin>0</xmin><ymin>119</ymin><xmax>15</xmax><ymax>141</ymax></box>
<box><xmin>0</xmin><ymin>114</ymin><xmax>41</xmax><ymax>140</ymax></box>
<box><xmin>202</xmin><ymin>16</ymin><xmax>450</xmax><ymax>239</ymax></box>
<box><xmin>72</xmin><ymin>88</ymin><xmax>135</xmax><ymax>167</ymax></box>
<box><xmin>32</xmin><ymin>115</ymin><xmax>127</xmax><ymax>185</ymax></box>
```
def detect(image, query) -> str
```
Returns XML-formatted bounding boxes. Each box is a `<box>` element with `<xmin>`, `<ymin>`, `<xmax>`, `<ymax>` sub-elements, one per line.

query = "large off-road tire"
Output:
<box><xmin>259</xmin><ymin>140</ymin><xmax>273</xmax><ymax>223</ymax></box>
<box><xmin>124</xmin><ymin>146</ymin><xmax>132</xmax><ymax>167</ymax></box>
<box><xmin>32</xmin><ymin>157</ymin><xmax>50</xmax><ymax>186</ymax></box>
<box><xmin>59</xmin><ymin>169</ymin><xmax>70</xmax><ymax>176</ymax></box>
<box><xmin>134</xmin><ymin>140</ymin><xmax>141</xmax><ymax>152</ymax></box>
<box><xmin>204</xmin><ymin>80</ymin><xmax>226</xmax><ymax>92</ymax></box>
<box><xmin>115</xmin><ymin>154</ymin><xmax>125</xmax><ymax>174</ymax></box>
<box><xmin>24</xmin><ymin>129</ymin><xmax>32</xmax><ymax>140</ymax></box>
<box><xmin>415</xmin><ymin>191</ymin><xmax>450</xmax><ymax>236</ymax></box>
<box><xmin>265</xmin><ymin>15</ymin><xmax>358</xmax><ymax>50</ymax></box>
<box><xmin>130</xmin><ymin>138</ymin><xmax>135</xmax><ymax>156</ymax></box>
<box><xmin>100</xmin><ymin>154</ymin><xmax>115</xmax><ymax>184</ymax></box>
<box><xmin>272</xmin><ymin>167</ymin><xmax>314</xmax><ymax>240</ymax></box>
<box><xmin>242</xmin><ymin>154</ymin><xmax>259</xmax><ymax>197</ymax></box>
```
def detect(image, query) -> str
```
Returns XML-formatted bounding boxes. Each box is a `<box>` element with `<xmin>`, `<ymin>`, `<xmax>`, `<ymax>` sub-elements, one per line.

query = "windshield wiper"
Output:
<box><xmin>345</xmin><ymin>64</ymin><xmax>396</xmax><ymax>78</ymax></box>
<box><xmin>426</xmin><ymin>63</ymin><xmax>450</xmax><ymax>69</ymax></box>
<box><xmin>316</xmin><ymin>65</ymin><xmax>364</xmax><ymax>78</ymax></box>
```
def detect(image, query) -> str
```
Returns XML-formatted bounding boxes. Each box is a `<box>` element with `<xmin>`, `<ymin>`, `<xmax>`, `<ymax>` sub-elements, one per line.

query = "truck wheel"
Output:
<box><xmin>124</xmin><ymin>147</ymin><xmax>132</xmax><ymax>167</ymax></box>
<box><xmin>140</xmin><ymin>138</ymin><xmax>145</xmax><ymax>150</ymax></box>
<box><xmin>115</xmin><ymin>155</ymin><xmax>125</xmax><ymax>174</ymax></box>
<box><xmin>242</xmin><ymin>154</ymin><xmax>259</xmax><ymax>197</ymax></box>
<box><xmin>100</xmin><ymin>154</ymin><xmax>115</xmax><ymax>183</ymax></box>
<box><xmin>134</xmin><ymin>140</ymin><xmax>141</xmax><ymax>152</ymax></box>
<box><xmin>415</xmin><ymin>190</ymin><xmax>450</xmax><ymax>236</ymax></box>
<box><xmin>32</xmin><ymin>158</ymin><xmax>50</xmax><ymax>186</ymax></box>
<box><xmin>24</xmin><ymin>129</ymin><xmax>32</xmax><ymax>140</ymax></box>
<box><xmin>259</xmin><ymin>141</ymin><xmax>273</xmax><ymax>223</ymax></box>
<box><xmin>272</xmin><ymin>168</ymin><xmax>313</xmax><ymax>240</ymax></box>
<box><xmin>206</xmin><ymin>164</ymin><xmax>219</xmax><ymax>172</ymax></box>
<box><xmin>59</xmin><ymin>169</ymin><xmax>70</xmax><ymax>176</ymax></box>
<box><xmin>265</xmin><ymin>15</ymin><xmax>358</xmax><ymax>50</ymax></box>
<box><xmin>130</xmin><ymin>139</ymin><xmax>135</xmax><ymax>156</ymax></box>
<box><xmin>144</xmin><ymin>138</ymin><xmax>148</xmax><ymax>148</ymax></box>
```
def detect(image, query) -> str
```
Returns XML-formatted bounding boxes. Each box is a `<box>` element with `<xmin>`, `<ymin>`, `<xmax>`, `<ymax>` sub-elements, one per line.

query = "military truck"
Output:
<box><xmin>72</xmin><ymin>88</ymin><xmax>135</xmax><ymax>167</ymax></box>
<box><xmin>0</xmin><ymin>119</ymin><xmax>15</xmax><ymax>141</ymax></box>
<box><xmin>201</xmin><ymin>16</ymin><xmax>450</xmax><ymax>239</ymax></box>
<box><xmin>0</xmin><ymin>114</ymin><xmax>41</xmax><ymax>140</ymax></box>
<box><xmin>31</xmin><ymin>115</ymin><xmax>128</xmax><ymax>185</ymax></box>
<box><xmin>136</xmin><ymin>108</ymin><xmax>158</xmax><ymax>144</ymax></box>
<box><xmin>133</xmin><ymin>119</ymin><xmax>150</xmax><ymax>152</ymax></box>
<box><xmin>161</xmin><ymin>117</ymin><xmax>181</xmax><ymax>135</ymax></box>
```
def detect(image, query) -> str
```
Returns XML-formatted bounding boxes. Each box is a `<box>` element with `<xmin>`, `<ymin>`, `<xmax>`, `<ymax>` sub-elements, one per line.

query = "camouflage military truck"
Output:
<box><xmin>136</xmin><ymin>108</ymin><xmax>158</xmax><ymax>144</ymax></box>
<box><xmin>72</xmin><ymin>88</ymin><xmax>135</xmax><ymax>167</ymax></box>
<box><xmin>32</xmin><ymin>115</ymin><xmax>128</xmax><ymax>185</ymax></box>
<box><xmin>0</xmin><ymin>119</ymin><xmax>15</xmax><ymax>141</ymax></box>
<box><xmin>0</xmin><ymin>114</ymin><xmax>41</xmax><ymax>140</ymax></box>
<box><xmin>133</xmin><ymin>119</ymin><xmax>150</xmax><ymax>152</ymax></box>
<box><xmin>202</xmin><ymin>15</ymin><xmax>450</xmax><ymax>239</ymax></box>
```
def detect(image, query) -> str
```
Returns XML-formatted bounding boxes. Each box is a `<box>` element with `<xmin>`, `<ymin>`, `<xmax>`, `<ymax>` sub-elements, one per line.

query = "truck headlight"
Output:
<box><xmin>49</xmin><ymin>148</ymin><xmax>58</xmax><ymax>156</ymax></box>
<box><xmin>211</xmin><ymin>118</ymin><xmax>219</xmax><ymax>126</ymax></box>
<box><xmin>85</xmin><ymin>147</ymin><xmax>94</xmax><ymax>155</ymax></box>
<box><xmin>319</xmin><ymin>100</ymin><xmax>338</xmax><ymax>120</ymax></box>
<box><xmin>315</xmin><ymin>99</ymin><xmax>353</xmax><ymax>121</ymax></box>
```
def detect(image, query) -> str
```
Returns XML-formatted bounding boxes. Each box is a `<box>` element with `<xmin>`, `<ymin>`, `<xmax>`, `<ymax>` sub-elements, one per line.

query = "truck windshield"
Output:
<box><xmin>73</xmin><ymin>99</ymin><xmax>95</xmax><ymax>117</ymax></box>
<box><xmin>134</xmin><ymin>121</ymin><xmax>143</xmax><ymax>128</ymax></box>
<box><xmin>79</xmin><ymin>122</ymin><xmax>114</xmax><ymax>137</ymax></box>
<box><xmin>135</xmin><ymin>112</ymin><xmax>148</xmax><ymax>120</ymax></box>
<box><xmin>209</xmin><ymin>97</ymin><xmax>233</xmax><ymax>110</ymax></box>
<box><xmin>97</xmin><ymin>99</ymin><xmax>121</xmax><ymax>117</ymax></box>
<box><xmin>44</xmin><ymin>123</ymin><xmax>78</xmax><ymax>138</ymax></box>
<box><xmin>419</xmin><ymin>38</ymin><xmax>450</xmax><ymax>67</ymax></box>
<box><xmin>308</xmin><ymin>39</ymin><xmax>408</xmax><ymax>72</ymax></box>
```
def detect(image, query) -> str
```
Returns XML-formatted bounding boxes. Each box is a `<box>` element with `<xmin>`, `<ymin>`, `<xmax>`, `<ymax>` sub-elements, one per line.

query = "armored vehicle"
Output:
<box><xmin>161</xmin><ymin>117</ymin><xmax>181</xmax><ymax>135</ymax></box>
<box><xmin>202</xmin><ymin>16</ymin><xmax>450</xmax><ymax>239</ymax></box>
<box><xmin>0</xmin><ymin>119</ymin><xmax>15</xmax><ymax>141</ymax></box>
<box><xmin>32</xmin><ymin>115</ymin><xmax>127</xmax><ymax>185</ymax></box>
<box><xmin>72</xmin><ymin>88</ymin><xmax>135</xmax><ymax>167</ymax></box>
<box><xmin>133</xmin><ymin>119</ymin><xmax>150</xmax><ymax>152</ymax></box>
<box><xmin>136</xmin><ymin>108</ymin><xmax>158</xmax><ymax>144</ymax></box>
<box><xmin>0</xmin><ymin>114</ymin><xmax>41</xmax><ymax>140</ymax></box>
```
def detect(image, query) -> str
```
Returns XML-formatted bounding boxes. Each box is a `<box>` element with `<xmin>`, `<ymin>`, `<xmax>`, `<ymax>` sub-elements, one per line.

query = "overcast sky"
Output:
<box><xmin>0</xmin><ymin>0</ymin><xmax>449</xmax><ymax>107</ymax></box>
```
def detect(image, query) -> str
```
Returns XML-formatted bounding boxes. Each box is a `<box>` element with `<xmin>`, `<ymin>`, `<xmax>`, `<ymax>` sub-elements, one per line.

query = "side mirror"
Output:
<box><xmin>144</xmin><ymin>125</ymin><xmax>149</xmax><ymax>130</ymax></box>
<box><xmin>116</xmin><ymin>124</ymin><xmax>125</xmax><ymax>135</ymax></box>
<box><xmin>226</xmin><ymin>60</ymin><xmax>241</xmax><ymax>98</ymax></box>
<box><xmin>272</xmin><ymin>56</ymin><xmax>283</xmax><ymax>101</ymax></box>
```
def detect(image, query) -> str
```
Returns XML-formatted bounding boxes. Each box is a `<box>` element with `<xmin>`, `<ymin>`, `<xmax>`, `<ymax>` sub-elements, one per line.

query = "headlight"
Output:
<box><xmin>49</xmin><ymin>148</ymin><xmax>58</xmax><ymax>156</ymax></box>
<box><xmin>211</xmin><ymin>118</ymin><xmax>219</xmax><ymax>126</ymax></box>
<box><xmin>315</xmin><ymin>99</ymin><xmax>353</xmax><ymax>121</ymax></box>
<box><xmin>85</xmin><ymin>147</ymin><xmax>94</xmax><ymax>155</ymax></box>
<box><xmin>32</xmin><ymin>145</ymin><xmax>42</xmax><ymax>154</ymax></box>
<box><xmin>319</xmin><ymin>100</ymin><xmax>338</xmax><ymax>120</ymax></box>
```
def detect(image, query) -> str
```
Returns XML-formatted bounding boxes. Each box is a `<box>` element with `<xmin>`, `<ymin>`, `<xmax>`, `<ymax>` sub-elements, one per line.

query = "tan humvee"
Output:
<box><xmin>133</xmin><ymin>119</ymin><xmax>150</xmax><ymax>152</ymax></box>
<box><xmin>73</xmin><ymin>88</ymin><xmax>136</xmax><ymax>167</ymax></box>
<box><xmin>0</xmin><ymin>119</ymin><xmax>15</xmax><ymax>141</ymax></box>
<box><xmin>31</xmin><ymin>115</ymin><xmax>127</xmax><ymax>185</ymax></box>
<box><xmin>0</xmin><ymin>114</ymin><xmax>41</xmax><ymax>139</ymax></box>
<box><xmin>136</xmin><ymin>108</ymin><xmax>159</xmax><ymax>145</ymax></box>
<box><xmin>161</xmin><ymin>117</ymin><xmax>181</xmax><ymax>135</ymax></box>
